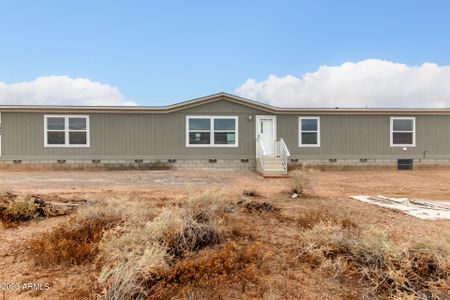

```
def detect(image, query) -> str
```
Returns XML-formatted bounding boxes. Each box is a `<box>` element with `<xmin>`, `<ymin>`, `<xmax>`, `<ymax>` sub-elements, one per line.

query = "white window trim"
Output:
<box><xmin>390</xmin><ymin>117</ymin><xmax>415</xmax><ymax>147</ymax></box>
<box><xmin>44</xmin><ymin>115</ymin><xmax>90</xmax><ymax>148</ymax></box>
<box><xmin>186</xmin><ymin>116</ymin><xmax>238</xmax><ymax>147</ymax></box>
<box><xmin>299</xmin><ymin>116</ymin><xmax>320</xmax><ymax>147</ymax></box>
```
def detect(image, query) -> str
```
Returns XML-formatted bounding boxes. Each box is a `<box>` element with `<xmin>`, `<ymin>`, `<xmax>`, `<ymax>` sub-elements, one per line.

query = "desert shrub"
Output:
<box><xmin>242</xmin><ymin>190</ymin><xmax>261</xmax><ymax>197</ymax></box>
<box><xmin>28</xmin><ymin>198</ymin><xmax>128</xmax><ymax>267</ymax></box>
<box><xmin>156</xmin><ymin>209</ymin><xmax>221</xmax><ymax>257</ymax></box>
<box><xmin>290</xmin><ymin>169</ymin><xmax>314</xmax><ymax>196</ymax></box>
<box><xmin>237</xmin><ymin>197</ymin><xmax>280</xmax><ymax>213</ymax></box>
<box><xmin>2</xmin><ymin>200</ymin><xmax>38</xmax><ymax>224</ymax></box>
<box><xmin>297</xmin><ymin>223</ymin><xmax>450</xmax><ymax>299</ymax></box>
<box><xmin>1</xmin><ymin>193</ymin><xmax>84</xmax><ymax>226</ymax></box>
<box><xmin>97</xmin><ymin>190</ymin><xmax>225</xmax><ymax>300</ymax></box>
<box><xmin>148</xmin><ymin>242</ymin><xmax>265</xmax><ymax>299</ymax></box>
<box><xmin>295</xmin><ymin>209</ymin><xmax>357</xmax><ymax>230</ymax></box>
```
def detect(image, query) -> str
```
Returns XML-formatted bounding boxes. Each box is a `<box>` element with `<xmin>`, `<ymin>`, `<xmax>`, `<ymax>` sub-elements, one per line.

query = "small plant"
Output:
<box><xmin>290</xmin><ymin>169</ymin><xmax>314</xmax><ymax>197</ymax></box>
<box><xmin>2</xmin><ymin>200</ymin><xmax>38</xmax><ymax>224</ymax></box>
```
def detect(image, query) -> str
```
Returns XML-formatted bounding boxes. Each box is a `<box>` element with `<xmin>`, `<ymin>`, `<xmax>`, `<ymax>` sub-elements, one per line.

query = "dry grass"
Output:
<box><xmin>297</xmin><ymin>221</ymin><xmax>450</xmax><ymax>299</ymax></box>
<box><xmin>148</xmin><ymin>242</ymin><xmax>266</xmax><ymax>299</ymax></box>
<box><xmin>27</xmin><ymin>197</ymin><xmax>150</xmax><ymax>267</ymax></box>
<box><xmin>97</xmin><ymin>190</ymin><xmax>226</xmax><ymax>300</ymax></box>
<box><xmin>290</xmin><ymin>169</ymin><xmax>315</xmax><ymax>196</ymax></box>
<box><xmin>237</xmin><ymin>197</ymin><xmax>280</xmax><ymax>213</ymax></box>
<box><xmin>242</xmin><ymin>190</ymin><xmax>262</xmax><ymax>197</ymax></box>
<box><xmin>294</xmin><ymin>209</ymin><xmax>357</xmax><ymax>230</ymax></box>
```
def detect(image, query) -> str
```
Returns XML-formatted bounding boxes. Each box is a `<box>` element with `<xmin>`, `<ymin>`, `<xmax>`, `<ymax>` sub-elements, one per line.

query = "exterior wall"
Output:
<box><xmin>0</xmin><ymin>99</ymin><xmax>267</xmax><ymax>160</ymax></box>
<box><xmin>278</xmin><ymin>114</ymin><xmax>450</xmax><ymax>160</ymax></box>
<box><xmin>2</xmin><ymin>98</ymin><xmax>450</xmax><ymax>165</ymax></box>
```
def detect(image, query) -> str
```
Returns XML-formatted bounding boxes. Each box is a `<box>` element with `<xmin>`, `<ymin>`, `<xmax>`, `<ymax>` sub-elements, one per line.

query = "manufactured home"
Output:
<box><xmin>0</xmin><ymin>92</ymin><xmax>449</xmax><ymax>175</ymax></box>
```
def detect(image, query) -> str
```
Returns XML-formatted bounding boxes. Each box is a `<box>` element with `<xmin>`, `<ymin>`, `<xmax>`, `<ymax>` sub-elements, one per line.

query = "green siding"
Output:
<box><xmin>2</xmin><ymin>99</ymin><xmax>450</xmax><ymax>160</ymax></box>
<box><xmin>278</xmin><ymin>115</ymin><xmax>450</xmax><ymax>159</ymax></box>
<box><xmin>0</xmin><ymin>99</ymin><xmax>268</xmax><ymax>160</ymax></box>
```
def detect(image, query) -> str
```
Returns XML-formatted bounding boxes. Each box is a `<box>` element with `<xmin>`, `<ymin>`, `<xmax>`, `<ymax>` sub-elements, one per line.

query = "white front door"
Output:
<box><xmin>256</xmin><ymin>116</ymin><xmax>276</xmax><ymax>156</ymax></box>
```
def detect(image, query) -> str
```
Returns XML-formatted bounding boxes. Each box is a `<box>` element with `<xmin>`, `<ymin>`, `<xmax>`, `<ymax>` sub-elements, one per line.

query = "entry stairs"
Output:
<box><xmin>256</xmin><ymin>137</ymin><xmax>290</xmax><ymax>177</ymax></box>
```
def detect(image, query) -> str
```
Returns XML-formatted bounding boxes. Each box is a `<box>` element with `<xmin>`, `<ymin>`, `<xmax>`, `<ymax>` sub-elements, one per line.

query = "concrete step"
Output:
<box><xmin>264</xmin><ymin>164</ymin><xmax>284</xmax><ymax>169</ymax></box>
<box><xmin>257</xmin><ymin>156</ymin><xmax>287</xmax><ymax>177</ymax></box>
<box><xmin>262</xmin><ymin>170</ymin><xmax>288</xmax><ymax>177</ymax></box>
<box><xmin>263</xmin><ymin>161</ymin><xmax>284</xmax><ymax>167</ymax></box>
<box><xmin>263</xmin><ymin>157</ymin><xmax>281</xmax><ymax>161</ymax></box>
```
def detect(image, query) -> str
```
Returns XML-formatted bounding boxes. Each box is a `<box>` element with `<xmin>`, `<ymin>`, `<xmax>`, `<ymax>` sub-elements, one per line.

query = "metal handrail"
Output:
<box><xmin>277</xmin><ymin>138</ymin><xmax>290</xmax><ymax>170</ymax></box>
<box><xmin>256</xmin><ymin>136</ymin><xmax>266</xmax><ymax>158</ymax></box>
<box><xmin>256</xmin><ymin>136</ymin><xmax>266</xmax><ymax>170</ymax></box>
<box><xmin>280</xmin><ymin>138</ymin><xmax>290</xmax><ymax>157</ymax></box>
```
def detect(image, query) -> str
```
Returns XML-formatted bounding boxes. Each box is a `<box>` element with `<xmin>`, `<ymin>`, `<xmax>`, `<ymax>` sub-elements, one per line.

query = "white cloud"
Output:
<box><xmin>235</xmin><ymin>59</ymin><xmax>450</xmax><ymax>108</ymax></box>
<box><xmin>0</xmin><ymin>75</ymin><xmax>136</xmax><ymax>106</ymax></box>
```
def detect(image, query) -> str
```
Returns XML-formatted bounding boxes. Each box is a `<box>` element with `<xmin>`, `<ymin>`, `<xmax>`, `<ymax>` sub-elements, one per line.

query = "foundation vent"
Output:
<box><xmin>397</xmin><ymin>159</ymin><xmax>413</xmax><ymax>170</ymax></box>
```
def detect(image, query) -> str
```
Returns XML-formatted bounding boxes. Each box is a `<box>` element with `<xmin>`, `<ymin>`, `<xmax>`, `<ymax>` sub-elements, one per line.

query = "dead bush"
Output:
<box><xmin>237</xmin><ymin>197</ymin><xmax>280</xmax><ymax>213</ymax></box>
<box><xmin>295</xmin><ymin>209</ymin><xmax>357</xmax><ymax>230</ymax></box>
<box><xmin>97</xmin><ymin>190</ymin><xmax>225</xmax><ymax>300</ymax></box>
<box><xmin>297</xmin><ymin>222</ymin><xmax>450</xmax><ymax>299</ymax></box>
<box><xmin>29</xmin><ymin>217</ymin><xmax>114</xmax><ymax>266</ymax></box>
<box><xmin>1</xmin><ymin>200</ymin><xmax>38</xmax><ymax>225</ymax></box>
<box><xmin>242</xmin><ymin>190</ymin><xmax>261</xmax><ymax>197</ymax></box>
<box><xmin>0</xmin><ymin>191</ymin><xmax>17</xmax><ymax>203</ymax></box>
<box><xmin>1</xmin><ymin>193</ymin><xmax>82</xmax><ymax>226</ymax></box>
<box><xmin>148</xmin><ymin>242</ymin><xmax>265</xmax><ymax>299</ymax></box>
<box><xmin>290</xmin><ymin>169</ymin><xmax>314</xmax><ymax>196</ymax></box>
<box><xmin>27</xmin><ymin>198</ymin><xmax>129</xmax><ymax>267</ymax></box>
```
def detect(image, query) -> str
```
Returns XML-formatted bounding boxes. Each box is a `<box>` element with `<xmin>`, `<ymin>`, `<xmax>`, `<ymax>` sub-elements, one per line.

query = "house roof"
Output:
<box><xmin>1</xmin><ymin>92</ymin><xmax>450</xmax><ymax>115</ymax></box>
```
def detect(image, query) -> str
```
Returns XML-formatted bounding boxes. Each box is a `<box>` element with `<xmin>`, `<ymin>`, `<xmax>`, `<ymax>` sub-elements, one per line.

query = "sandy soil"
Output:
<box><xmin>2</xmin><ymin>169</ymin><xmax>450</xmax><ymax>200</ymax></box>
<box><xmin>0</xmin><ymin>169</ymin><xmax>449</xmax><ymax>299</ymax></box>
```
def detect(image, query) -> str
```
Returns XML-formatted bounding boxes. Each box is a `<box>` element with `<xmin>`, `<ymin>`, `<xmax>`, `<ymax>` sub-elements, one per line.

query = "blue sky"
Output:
<box><xmin>1</xmin><ymin>0</ymin><xmax>450</xmax><ymax>107</ymax></box>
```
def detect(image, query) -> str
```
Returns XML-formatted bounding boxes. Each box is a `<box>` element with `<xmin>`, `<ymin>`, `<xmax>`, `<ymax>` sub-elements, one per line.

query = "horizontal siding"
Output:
<box><xmin>2</xmin><ymin>99</ymin><xmax>450</xmax><ymax>160</ymax></box>
<box><xmin>278</xmin><ymin>115</ymin><xmax>450</xmax><ymax>159</ymax></box>
<box><xmin>0</xmin><ymin>99</ymin><xmax>268</xmax><ymax>160</ymax></box>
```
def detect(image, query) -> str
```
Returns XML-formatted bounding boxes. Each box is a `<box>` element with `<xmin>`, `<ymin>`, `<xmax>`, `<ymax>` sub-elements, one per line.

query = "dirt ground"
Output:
<box><xmin>2</xmin><ymin>168</ymin><xmax>450</xmax><ymax>199</ymax></box>
<box><xmin>1</xmin><ymin>169</ymin><xmax>450</xmax><ymax>299</ymax></box>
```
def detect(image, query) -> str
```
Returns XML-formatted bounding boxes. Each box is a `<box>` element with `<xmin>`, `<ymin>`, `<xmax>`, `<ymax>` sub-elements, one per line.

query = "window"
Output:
<box><xmin>299</xmin><ymin>117</ymin><xmax>320</xmax><ymax>147</ymax></box>
<box><xmin>44</xmin><ymin>115</ymin><xmax>90</xmax><ymax>147</ymax></box>
<box><xmin>186</xmin><ymin>116</ymin><xmax>238</xmax><ymax>147</ymax></box>
<box><xmin>390</xmin><ymin>117</ymin><xmax>415</xmax><ymax>147</ymax></box>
